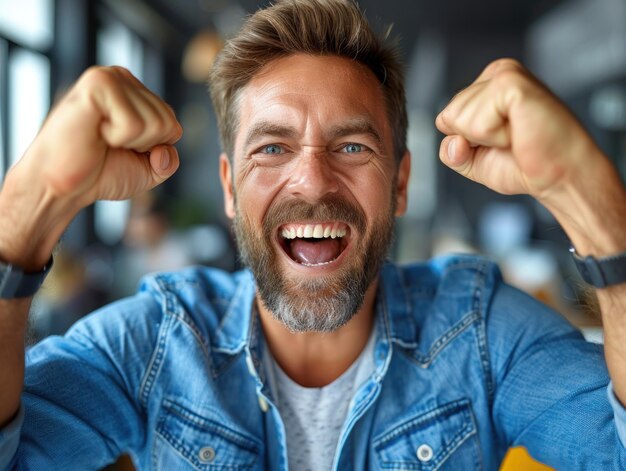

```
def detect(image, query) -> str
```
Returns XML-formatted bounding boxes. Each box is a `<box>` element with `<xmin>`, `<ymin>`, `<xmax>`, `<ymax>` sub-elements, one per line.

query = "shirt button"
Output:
<box><xmin>258</xmin><ymin>395</ymin><xmax>269</xmax><ymax>412</ymax></box>
<box><xmin>416</xmin><ymin>444</ymin><xmax>433</xmax><ymax>462</ymax></box>
<box><xmin>198</xmin><ymin>446</ymin><xmax>216</xmax><ymax>463</ymax></box>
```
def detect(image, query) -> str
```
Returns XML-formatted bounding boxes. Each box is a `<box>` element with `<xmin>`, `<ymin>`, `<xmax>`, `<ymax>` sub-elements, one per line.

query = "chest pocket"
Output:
<box><xmin>154</xmin><ymin>398</ymin><xmax>262</xmax><ymax>470</ymax></box>
<box><xmin>373</xmin><ymin>399</ymin><xmax>480</xmax><ymax>470</ymax></box>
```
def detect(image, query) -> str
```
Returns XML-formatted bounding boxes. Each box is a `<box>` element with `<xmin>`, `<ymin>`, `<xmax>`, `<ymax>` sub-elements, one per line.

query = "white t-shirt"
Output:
<box><xmin>264</xmin><ymin>331</ymin><xmax>376</xmax><ymax>470</ymax></box>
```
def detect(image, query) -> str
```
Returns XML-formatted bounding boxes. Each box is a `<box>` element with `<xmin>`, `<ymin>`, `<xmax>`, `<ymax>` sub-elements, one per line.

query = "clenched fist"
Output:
<box><xmin>436</xmin><ymin>59</ymin><xmax>605</xmax><ymax>201</ymax></box>
<box><xmin>436</xmin><ymin>58</ymin><xmax>626</xmax><ymax>258</ymax></box>
<box><xmin>0</xmin><ymin>66</ymin><xmax>183</xmax><ymax>269</ymax></box>
<box><xmin>26</xmin><ymin>66</ymin><xmax>182</xmax><ymax>202</ymax></box>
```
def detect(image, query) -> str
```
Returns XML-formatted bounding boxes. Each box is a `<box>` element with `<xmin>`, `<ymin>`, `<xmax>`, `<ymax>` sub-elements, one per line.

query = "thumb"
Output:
<box><xmin>148</xmin><ymin>144</ymin><xmax>180</xmax><ymax>183</ymax></box>
<box><xmin>439</xmin><ymin>134</ymin><xmax>529</xmax><ymax>195</ymax></box>
<box><xmin>440</xmin><ymin>135</ymin><xmax>474</xmax><ymax>177</ymax></box>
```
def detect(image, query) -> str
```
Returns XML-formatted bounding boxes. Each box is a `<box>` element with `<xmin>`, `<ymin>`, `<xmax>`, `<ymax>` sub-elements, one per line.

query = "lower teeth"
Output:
<box><xmin>301</xmin><ymin>259</ymin><xmax>335</xmax><ymax>267</ymax></box>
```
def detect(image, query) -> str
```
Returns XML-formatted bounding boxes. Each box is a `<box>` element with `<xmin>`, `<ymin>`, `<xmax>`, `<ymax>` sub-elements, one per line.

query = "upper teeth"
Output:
<box><xmin>281</xmin><ymin>223</ymin><xmax>347</xmax><ymax>240</ymax></box>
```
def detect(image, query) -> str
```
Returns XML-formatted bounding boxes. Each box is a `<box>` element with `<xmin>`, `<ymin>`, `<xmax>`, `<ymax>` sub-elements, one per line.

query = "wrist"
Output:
<box><xmin>542</xmin><ymin>155</ymin><xmax>626</xmax><ymax>257</ymax></box>
<box><xmin>0</xmin><ymin>164</ymin><xmax>81</xmax><ymax>271</ymax></box>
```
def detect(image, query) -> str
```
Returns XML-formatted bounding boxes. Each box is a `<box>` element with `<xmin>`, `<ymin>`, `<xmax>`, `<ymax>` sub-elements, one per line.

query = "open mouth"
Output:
<box><xmin>278</xmin><ymin>222</ymin><xmax>350</xmax><ymax>267</ymax></box>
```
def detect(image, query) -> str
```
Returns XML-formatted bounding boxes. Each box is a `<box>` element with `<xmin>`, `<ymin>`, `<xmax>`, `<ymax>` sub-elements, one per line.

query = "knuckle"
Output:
<box><xmin>439</xmin><ymin>107</ymin><xmax>455</xmax><ymax>126</ymax></box>
<box><xmin>169</xmin><ymin>121</ymin><xmax>184</xmax><ymax>141</ymax></box>
<box><xmin>491</xmin><ymin>70</ymin><xmax>529</xmax><ymax>105</ymax></box>
<box><xmin>109</xmin><ymin>65</ymin><xmax>133</xmax><ymax>78</ymax></box>
<box><xmin>80</xmin><ymin>66</ymin><xmax>135</xmax><ymax>91</ymax></box>
<box><xmin>80</xmin><ymin>66</ymin><xmax>117</xmax><ymax>88</ymax></box>
<box><xmin>496</xmin><ymin>57</ymin><xmax>522</xmax><ymax>68</ymax></box>
<box><xmin>493</xmin><ymin>68</ymin><xmax>525</xmax><ymax>85</ymax></box>
<box><xmin>108</xmin><ymin>65</ymin><xmax>128</xmax><ymax>73</ymax></box>
<box><xmin>488</xmin><ymin>58</ymin><xmax>523</xmax><ymax>74</ymax></box>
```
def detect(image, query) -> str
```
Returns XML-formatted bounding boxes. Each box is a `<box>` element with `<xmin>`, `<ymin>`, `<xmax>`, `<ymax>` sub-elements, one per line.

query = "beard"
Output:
<box><xmin>233</xmin><ymin>193</ymin><xmax>395</xmax><ymax>333</ymax></box>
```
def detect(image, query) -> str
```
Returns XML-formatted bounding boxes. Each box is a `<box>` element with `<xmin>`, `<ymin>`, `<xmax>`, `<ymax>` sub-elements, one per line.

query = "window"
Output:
<box><xmin>0</xmin><ymin>0</ymin><xmax>54</xmax><ymax>50</ymax></box>
<box><xmin>0</xmin><ymin>0</ymin><xmax>53</xmax><ymax>182</ymax></box>
<box><xmin>8</xmin><ymin>49</ymin><xmax>50</xmax><ymax>167</ymax></box>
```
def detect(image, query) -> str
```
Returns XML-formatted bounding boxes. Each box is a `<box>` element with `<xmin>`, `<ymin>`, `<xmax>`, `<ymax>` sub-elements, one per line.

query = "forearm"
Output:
<box><xmin>0</xmin><ymin>162</ymin><xmax>80</xmax><ymax>271</ymax></box>
<box><xmin>543</xmin><ymin>153</ymin><xmax>626</xmax><ymax>257</ymax></box>
<box><xmin>0</xmin><ymin>167</ymin><xmax>78</xmax><ymax>428</ymax></box>
<box><xmin>542</xmin><ymin>154</ymin><xmax>626</xmax><ymax>404</ymax></box>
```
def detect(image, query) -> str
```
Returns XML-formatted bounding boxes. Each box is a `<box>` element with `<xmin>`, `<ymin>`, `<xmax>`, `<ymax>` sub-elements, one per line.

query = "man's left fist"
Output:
<box><xmin>435</xmin><ymin>58</ymin><xmax>605</xmax><ymax>202</ymax></box>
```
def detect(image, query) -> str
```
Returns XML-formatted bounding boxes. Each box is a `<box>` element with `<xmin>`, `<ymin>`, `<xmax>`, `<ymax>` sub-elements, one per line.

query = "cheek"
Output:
<box><xmin>236</xmin><ymin>166</ymin><xmax>287</xmax><ymax>222</ymax></box>
<box><xmin>340</xmin><ymin>167</ymin><xmax>396</xmax><ymax>221</ymax></box>
<box><xmin>361</xmin><ymin>188</ymin><xmax>394</xmax><ymax>226</ymax></box>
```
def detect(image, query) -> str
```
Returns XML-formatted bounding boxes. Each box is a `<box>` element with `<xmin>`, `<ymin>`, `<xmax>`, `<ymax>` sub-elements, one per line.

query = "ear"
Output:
<box><xmin>219</xmin><ymin>153</ymin><xmax>236</xmax><ymax>219</ymax></box>
<box><xmin>394</xmin><ymin>151</ymin><xmax>411</xmax><ymax>216</ymax></box>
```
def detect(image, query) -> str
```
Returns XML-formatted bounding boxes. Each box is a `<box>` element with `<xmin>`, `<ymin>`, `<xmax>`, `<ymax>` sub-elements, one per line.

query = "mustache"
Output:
<box><xmin>262</xmin><ymin>196</ymin><xmax>367</xmax><ymax>237</ymax></box>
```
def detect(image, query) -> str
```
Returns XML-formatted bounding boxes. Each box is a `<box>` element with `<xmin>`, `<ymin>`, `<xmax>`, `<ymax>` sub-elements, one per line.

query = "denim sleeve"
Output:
<box><xmin>489</xmin><ymin>282</ymin><xmax>626</xmax><ymax>469</ymax></box>
<box><xmin>0</xmin><ymin>406</ymin><xmax>24</xmax><ymax>470</ymax></box>
<box><xmin>0</xmin><ymin>291</ymin><xmax>163</xmax><ymax>470</ymax></box>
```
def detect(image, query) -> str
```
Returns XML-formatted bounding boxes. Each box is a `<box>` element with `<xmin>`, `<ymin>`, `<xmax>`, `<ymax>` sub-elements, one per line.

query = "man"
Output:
<box><xmin>1</xmin><ymin>0</ymin><xmax>625</xmax><ymax>469</ymax></box>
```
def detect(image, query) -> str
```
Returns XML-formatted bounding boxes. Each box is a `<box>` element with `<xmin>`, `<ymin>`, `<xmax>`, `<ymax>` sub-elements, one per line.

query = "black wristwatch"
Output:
<box><xmin>570</xmin><ymin>246</ymin><xmax>626</xmax><ymax>289</ymax></box>
<box><xmin>0</xmin><ymin>257</ymin><xmax>53</xmax><ymax>298</ymax></box>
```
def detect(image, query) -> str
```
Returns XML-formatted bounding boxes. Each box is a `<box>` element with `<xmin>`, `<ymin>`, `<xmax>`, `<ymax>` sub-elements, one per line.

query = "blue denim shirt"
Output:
<box><xmin>2</xmin><ymin>254</ymin><xmax>626</xmax><ymax>470</ymax></box>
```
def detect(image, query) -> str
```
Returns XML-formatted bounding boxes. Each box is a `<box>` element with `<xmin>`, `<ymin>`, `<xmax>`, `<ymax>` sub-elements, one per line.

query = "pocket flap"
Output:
<box><xmin>156</xmin><ymin>399</ymin><xmax>261</xmax><ymax>470</ymax></box>
<box><xmin>373</xmin><ymin>399</ymin><xmax>477</xmax><ymax>469</ymax></box>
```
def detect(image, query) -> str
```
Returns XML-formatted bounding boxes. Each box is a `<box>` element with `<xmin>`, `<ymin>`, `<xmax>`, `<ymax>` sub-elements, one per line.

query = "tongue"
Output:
<box><xmin>290</xmin><ymin>239</ymin><xmax>341</xmax><ymax>265</ymax></box>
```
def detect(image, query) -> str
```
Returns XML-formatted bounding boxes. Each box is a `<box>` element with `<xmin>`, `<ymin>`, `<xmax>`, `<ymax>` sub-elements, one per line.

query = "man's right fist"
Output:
<box><xmin>0</xmin><ymin>66</ymin><xmax>182</xmax><ymax>270</ymax></box>
<box><xmin>19</xmin><ymin>66</ymin><xmax>182</xmax><ymax>205</ymax></box>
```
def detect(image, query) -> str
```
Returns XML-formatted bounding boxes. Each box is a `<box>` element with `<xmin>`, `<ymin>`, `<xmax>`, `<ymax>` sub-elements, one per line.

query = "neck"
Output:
<box><xmin>257</xmin><ymin>278</ymin><xmax>378</xmax><ymax>388</ymax></box>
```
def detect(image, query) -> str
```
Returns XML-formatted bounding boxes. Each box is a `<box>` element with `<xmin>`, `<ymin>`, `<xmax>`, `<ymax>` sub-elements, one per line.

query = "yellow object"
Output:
<box><xmin>500</xmin><ymin>447</ymin><xmax>555</xmax><ymax>471</ymax></box>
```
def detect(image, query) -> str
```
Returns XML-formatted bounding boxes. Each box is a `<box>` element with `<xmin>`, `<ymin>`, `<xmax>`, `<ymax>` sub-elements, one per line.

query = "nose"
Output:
<box><xmin>286</xmin><ymin>149</ymin><xmax>339</xmax><ymax>203</ymax></box>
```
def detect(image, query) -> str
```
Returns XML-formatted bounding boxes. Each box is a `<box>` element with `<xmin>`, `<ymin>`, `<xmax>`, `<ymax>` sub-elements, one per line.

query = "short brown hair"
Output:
<box><xmin>208</xmin><ymin>0</ymin><xmax>407</xmax><ymax>163</ymax></box>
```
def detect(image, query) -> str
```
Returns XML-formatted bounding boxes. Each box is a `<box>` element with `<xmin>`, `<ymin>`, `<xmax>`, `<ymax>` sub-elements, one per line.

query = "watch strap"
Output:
<box><xmin>570</xmin><ymin>246</ymin><xmax>626</xmax><ymax>288</ymax></box>
<box><xmin>0</xmin><ymin>257</ymin><xmax>54</xmax><ymax>298</ymax></box>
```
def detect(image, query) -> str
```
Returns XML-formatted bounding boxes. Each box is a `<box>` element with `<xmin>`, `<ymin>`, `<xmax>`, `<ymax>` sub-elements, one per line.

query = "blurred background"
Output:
<box><xmin>1</xmin><ymin>0</ymin><xmax>625</xmax><ymax>469</ymax></box>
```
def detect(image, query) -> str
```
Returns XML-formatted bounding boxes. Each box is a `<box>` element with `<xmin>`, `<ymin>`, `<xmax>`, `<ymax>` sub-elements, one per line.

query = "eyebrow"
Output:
<box><xmin>244</xmin><ymin>122</ymin><xmax>299</xmax><ymax>149</ymax></box>
<box><xmin>243</xmin><ymin>117</ymin><xmax>385</xmax><ymax>150</ymax></box>
<box><xmin>327</xmin><ymin>118</ymin><xmax>384</xmax><ymax>150</ymax></box>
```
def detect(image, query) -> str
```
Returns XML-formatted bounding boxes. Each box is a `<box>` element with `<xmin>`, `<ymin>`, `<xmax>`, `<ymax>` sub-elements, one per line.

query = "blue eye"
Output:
<box><xmin>262</xmin><ymin>144</ymin><xmax>283</xmax><ymax>154</ymax></box>
<box><xmin>343</xmin><ymin>143</ymin><xmax>363</xmax><ymax>153</ymax></box>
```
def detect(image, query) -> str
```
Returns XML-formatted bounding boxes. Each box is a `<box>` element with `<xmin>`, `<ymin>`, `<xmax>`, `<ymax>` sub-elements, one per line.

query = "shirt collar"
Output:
<box><xmin>212</xmin><ymin>268</ymin><xmax>257</xmax><ymax>355</ymax></box>
<box><xmin>210</xmin><ymin>262</ymin><xmax>417</xmax><ymax>357</ymax></box>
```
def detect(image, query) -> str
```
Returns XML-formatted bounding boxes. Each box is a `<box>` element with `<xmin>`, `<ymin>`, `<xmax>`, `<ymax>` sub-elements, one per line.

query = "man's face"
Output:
<box><xmin>220</xmin><ymin>54</ymin><xmax>410</xmax><ymax>332</ymax></box>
